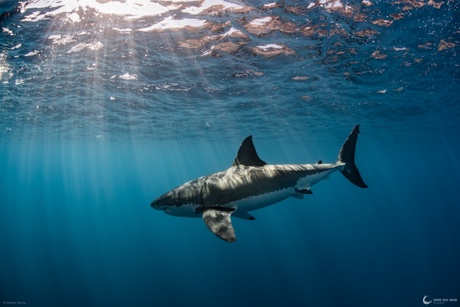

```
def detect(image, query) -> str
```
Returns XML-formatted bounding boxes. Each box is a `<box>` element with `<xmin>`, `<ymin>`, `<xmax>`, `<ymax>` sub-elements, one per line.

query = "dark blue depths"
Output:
<box><xmin>1</xmin><ymin>135</ymin><xmax>459</xmax><ymax>307</ymax></box>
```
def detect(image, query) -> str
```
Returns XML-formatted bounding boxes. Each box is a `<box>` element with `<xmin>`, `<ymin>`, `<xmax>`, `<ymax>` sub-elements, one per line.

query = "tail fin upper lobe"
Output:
<box><xmin>337</xmin><ymin>125</ymin><xmax>368</xmax><ymax>188</ymax></box>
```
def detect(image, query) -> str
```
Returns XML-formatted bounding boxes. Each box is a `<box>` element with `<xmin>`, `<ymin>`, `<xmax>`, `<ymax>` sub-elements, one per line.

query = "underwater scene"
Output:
<box><xmin>1</xmin><ymin>0</ymin><xmax>459</xmax><ymax>306</ymax></box>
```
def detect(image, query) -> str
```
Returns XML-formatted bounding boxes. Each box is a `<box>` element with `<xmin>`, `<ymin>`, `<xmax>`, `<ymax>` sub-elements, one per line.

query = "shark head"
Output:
<box><xmin>150</xmin><ymin>182</ymin><xmax>202</xmax><ymax>217</ymax></box>
<box><xmin>150</xmin><ymin>191</ymin><xmax>175</xmax><ymax>211</ymax></box>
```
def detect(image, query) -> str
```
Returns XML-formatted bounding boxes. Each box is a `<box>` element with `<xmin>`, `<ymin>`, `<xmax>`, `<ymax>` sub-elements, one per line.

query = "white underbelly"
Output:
<box><xmin>225</xmin><ymin>188</ymin><xmax>294</xmax><ymax>212</ymax></box>
<box><xmin>164</xmin><ymin>204</ymin><xmax>200</xmax><ymax>217</ymax></box>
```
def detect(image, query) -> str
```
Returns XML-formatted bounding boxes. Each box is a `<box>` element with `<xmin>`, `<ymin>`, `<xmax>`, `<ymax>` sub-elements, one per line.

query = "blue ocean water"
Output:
<box><xmin>1</xmin><ymin>0</ymin><xmax>459</xmax><ymax>306</ymax></box>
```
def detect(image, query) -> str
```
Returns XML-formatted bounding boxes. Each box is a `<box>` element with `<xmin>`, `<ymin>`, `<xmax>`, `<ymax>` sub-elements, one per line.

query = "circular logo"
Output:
<box><xmin>423</xmin><ymin>295</ymin><xmax>433</xmax><ymax>305</ymax></box>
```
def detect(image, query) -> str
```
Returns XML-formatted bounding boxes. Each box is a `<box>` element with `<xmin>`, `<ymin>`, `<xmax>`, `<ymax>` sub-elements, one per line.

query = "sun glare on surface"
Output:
<box><xmin>81</xmin><ymin>0</ymin><xmax>172</xmax><ymax>19</ymax></box>
<box><xmin>10</xmin><ymin>0</ymin><xmax>458</xmax><ymax>140</ymax></box>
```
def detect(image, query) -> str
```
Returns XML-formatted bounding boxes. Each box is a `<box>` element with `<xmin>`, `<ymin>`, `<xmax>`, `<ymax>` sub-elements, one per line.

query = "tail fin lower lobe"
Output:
<box><xmin>337</xmin><ymin>125</ymin><xmax>368</xmax><ymax>188</ymax></box>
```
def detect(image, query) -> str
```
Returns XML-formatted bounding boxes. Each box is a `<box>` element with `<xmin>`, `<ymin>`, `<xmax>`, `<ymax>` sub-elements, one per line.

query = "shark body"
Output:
<box><xmin>151</xmin><ymin>125</ymin><xmax>367</xmax><ymax>242</ymax></box>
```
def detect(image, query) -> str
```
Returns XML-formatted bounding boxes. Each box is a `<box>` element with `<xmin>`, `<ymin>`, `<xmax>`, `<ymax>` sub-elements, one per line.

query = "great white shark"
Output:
<box><xmin>151</xmin><ymin>125</ymin><xmax>368</xmax><ymax>242</ymax></box>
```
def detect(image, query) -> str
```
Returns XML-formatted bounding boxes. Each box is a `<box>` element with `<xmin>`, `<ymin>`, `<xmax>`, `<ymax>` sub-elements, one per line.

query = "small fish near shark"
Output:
<box><xmin>151</xmin><ymin>125</ymin><xmax>368</xmax><ymax>242</ymax></box>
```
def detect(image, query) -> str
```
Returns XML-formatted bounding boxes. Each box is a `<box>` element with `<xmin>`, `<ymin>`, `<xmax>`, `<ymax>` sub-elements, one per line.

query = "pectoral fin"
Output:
<box><xmin>202</xmin><ymin>207</ymin><xmax>236</xmax><ymax>243</ymax></box>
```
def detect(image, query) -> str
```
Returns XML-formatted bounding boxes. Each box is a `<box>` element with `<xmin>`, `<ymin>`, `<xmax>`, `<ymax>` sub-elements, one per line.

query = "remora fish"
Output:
<box><xmin>151</xmin><ymin>125</ymin><xmax>368</xmax><ymax>242</ymax></box>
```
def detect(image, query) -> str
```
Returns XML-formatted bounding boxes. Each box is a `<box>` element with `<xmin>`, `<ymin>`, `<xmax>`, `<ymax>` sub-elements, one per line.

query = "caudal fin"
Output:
<box><xmin>337</xmin><ymin>125</ymin><xmax>368</xmax><ymax>188</ymax></box>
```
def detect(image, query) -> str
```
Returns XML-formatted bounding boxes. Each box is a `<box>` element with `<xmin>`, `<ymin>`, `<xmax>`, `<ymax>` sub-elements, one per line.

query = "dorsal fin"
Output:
<box><xmin>232</xmin><ymin>135</ymin><xmax>266</xmax><ymax>167</ymax></box>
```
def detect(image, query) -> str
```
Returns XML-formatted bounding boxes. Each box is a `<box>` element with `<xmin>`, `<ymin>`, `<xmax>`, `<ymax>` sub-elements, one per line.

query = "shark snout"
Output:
<box><xmin>150</xmin><ymin>192</ymin><xmax>175</xmax><ymax>211</ymax></box>
<box><xmin>150</xmin><ymin>199</ymin><xmax>164</xmax><ymax>210</ymax></box>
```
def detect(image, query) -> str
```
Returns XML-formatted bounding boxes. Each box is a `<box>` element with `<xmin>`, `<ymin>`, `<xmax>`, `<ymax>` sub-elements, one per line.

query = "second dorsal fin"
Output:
<box><xmin>232</xmin><ymin>135</ymin><xmax>266</xmax><ymax>167</ymax></box>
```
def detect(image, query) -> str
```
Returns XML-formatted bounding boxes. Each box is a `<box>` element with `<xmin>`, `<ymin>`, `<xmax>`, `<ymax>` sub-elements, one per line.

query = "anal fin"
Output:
<box><xmin>295</xmin><ymin>187</ymin><xmax>313</xmax><ymax>195</ymax></box>
<box><xmin>202</xmin><ymin>207</ymin><xmax>236</xmax><ymax>243</ymax></box>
